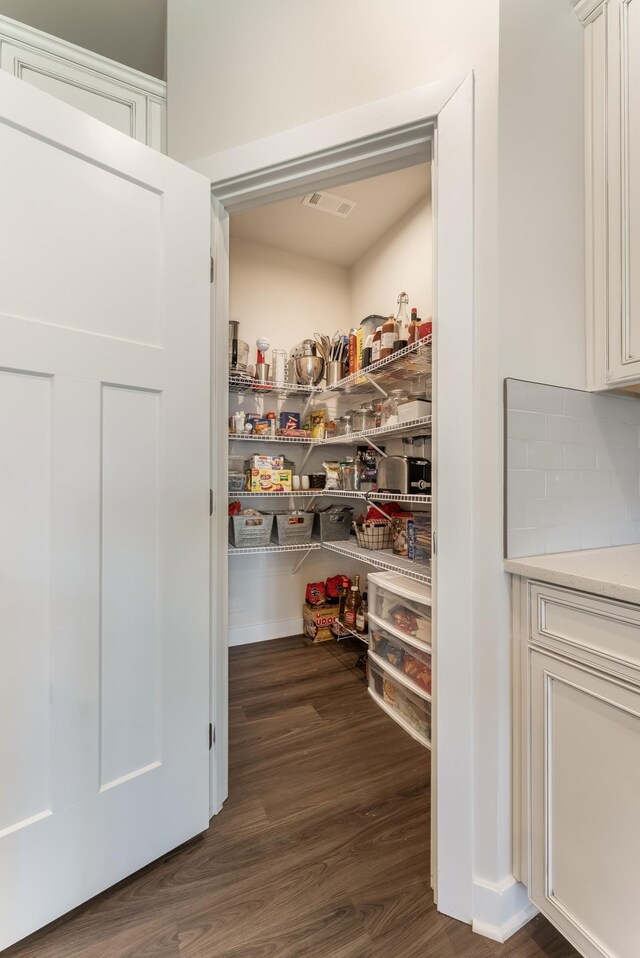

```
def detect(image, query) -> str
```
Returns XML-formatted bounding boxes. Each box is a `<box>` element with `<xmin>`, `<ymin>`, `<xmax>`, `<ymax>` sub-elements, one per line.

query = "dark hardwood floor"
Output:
<box><xmin>6</xmin><ymin>635</ymin><xmax>579</xmax><ymax>958</ymax></box>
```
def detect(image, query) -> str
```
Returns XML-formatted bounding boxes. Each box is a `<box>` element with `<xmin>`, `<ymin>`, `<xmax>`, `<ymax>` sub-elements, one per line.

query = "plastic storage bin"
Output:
<box><xmin>368</xmin><ymin>659</ymin><xmax>431</xmax><ymax>746</ymax></box>
<box><xmin>229</xmin><ymin>513</ymin><xmax>274</xmax><ymax>548</ymax></box>
<box><xmin>369</xmin><ymin>618</ymin><xmax>432</xmax><ymax>696</ymax></box>
<box><xmin>313</xmin><ymin>507</ymin><xmax>353</xmax><ymax>542</ymax></box>
<box><xmin>271</xmin><ymin>511</ymin><xmax>314</xmax><ymax>545</ymax></box>
<box><xmin>367</xmin><ymin>571</ymin><xmax>431</xmax><ymax>646</ymax></box>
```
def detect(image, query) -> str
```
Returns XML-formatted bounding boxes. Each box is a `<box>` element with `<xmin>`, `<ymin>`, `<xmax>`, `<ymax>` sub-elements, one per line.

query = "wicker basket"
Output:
<box><xmin>353</xmin><ymin>519</ymin><xmax>392</xmax><ymax>551</ymax></box>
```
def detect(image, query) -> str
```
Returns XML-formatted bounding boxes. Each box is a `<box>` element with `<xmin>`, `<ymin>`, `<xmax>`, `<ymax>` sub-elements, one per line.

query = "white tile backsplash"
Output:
<box><xmin>506</xmin><ymin>379</ymin><xmax>640</xmax><ymax>557</ymax></box>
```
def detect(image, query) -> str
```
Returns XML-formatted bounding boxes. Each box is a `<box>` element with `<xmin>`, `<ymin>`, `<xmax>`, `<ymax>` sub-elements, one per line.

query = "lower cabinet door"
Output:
<box><xmin>530</xmin><ymin>649</ymin><xmax>640</xmax><ymax>958</ymax></box>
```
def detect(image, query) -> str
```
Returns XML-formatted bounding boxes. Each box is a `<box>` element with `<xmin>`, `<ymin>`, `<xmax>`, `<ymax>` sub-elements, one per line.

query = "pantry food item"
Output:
<box><xmin>394</xmin><ymin>291</ymin><xmax>410</xmax><ymax>351</ymax></box>
<box><xmin>306</xmin><ymin>581</ymin><xmax>326</xmax><ymax>606</ymax></box>
<box><xmin>303</xmin><ymin>602</ymin><xmax>338</xmax><ymax>643</ymax></box>
<box><xmin>343</xmin><ymin>573</ymin><xmax>362</xmax><ymax>628</ymax></box>
<box><xmin>403</xmin><ymin>655</ymin><xmax>431</xmax><ymax>695</ymax></box>
<box><xmin>392</xmin><ymin>515</ymin><xmax>413</xmax><ymax>557</ymax></box>
<box><xmin>246</xmin><ymin>415</ymin><xmax>271</xmax><ymax>435</ymax></box>
<box><xmin>355</xmin><ymin>592</ymin><xmax>368</xmax><ymax>635</ymax></box>
<box><xmin>309</xmin><ymin>409</ymin><xmax>326</xmax><ymax>439</ymax></box>
<box><xmin>323</xmin><ymin>460</ymin><xmax>342</xmax><ymax>490</ymax></box>
<box><xmin>380</xmin><ymin>315</ymin><xmax>397</xmax><ymax>360</ymax></box>
<box><xmin>280</xmin><ymin>411</ymin><xmax>301</xmax><ymax>431</ymax></box>
<box><xmin>371</xmin><ymin>325</ymin><xmax>382</xmax><ymax>363</ymax></box>
<box><xmin>408</xmin><ymin>308</ymin><xmax>421</xmax><ymax>345</ymax></box>
<box><xmin>389</xmin><ymin>603</ymin><xmax>421</xmax><ymax>638</ymax></box>
<box><xmin>248</xmin><ymin>454</ymin><xmax>284</xmax><ymax>470</ymax></box>
<box><xmin>245</xmin><ymin>469</ymin><xmax>292</xmax><ymax>492</ymax></box>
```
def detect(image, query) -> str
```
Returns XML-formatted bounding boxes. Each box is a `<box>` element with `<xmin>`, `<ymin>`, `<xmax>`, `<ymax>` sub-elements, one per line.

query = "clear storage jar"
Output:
<box><xmin>335</xmin><ymin>414</ymin><xmax>353</xmax><ymax>436</ymax></box>
<box><xmin>381</xmin><ymin>389</ymin><xmax>409</xmax><ymax>427</ymax></box>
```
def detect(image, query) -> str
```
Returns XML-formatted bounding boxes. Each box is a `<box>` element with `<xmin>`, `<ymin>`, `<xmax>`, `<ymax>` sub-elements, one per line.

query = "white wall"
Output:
<box><xmin>167</xmin><ymin>0</ymin><xmax>586</xmax><ymax>938</ymax></box>
<box><xmin>229</xmin><ymin>237</ymin><xmax>350</xmax><ymax>355</ymax></box>
<box><xmin>350</xmin><ymin>194</ymin><xmax>432</xmax><ymax>326</ymax></box>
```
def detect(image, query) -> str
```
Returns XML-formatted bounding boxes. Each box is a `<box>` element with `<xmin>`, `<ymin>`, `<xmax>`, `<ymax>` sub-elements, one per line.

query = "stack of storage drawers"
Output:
<box><xmin>367</xmin><ymin>572</ymin><xmax>432</xmax><ymax>748</ymax></box>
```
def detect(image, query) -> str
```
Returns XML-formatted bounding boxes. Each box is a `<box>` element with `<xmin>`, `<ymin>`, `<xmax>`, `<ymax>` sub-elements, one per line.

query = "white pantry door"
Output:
<box><xmin>0</xmin><ymin>72</ymin><xmax>211</xmax><ymax>949</ymax></box>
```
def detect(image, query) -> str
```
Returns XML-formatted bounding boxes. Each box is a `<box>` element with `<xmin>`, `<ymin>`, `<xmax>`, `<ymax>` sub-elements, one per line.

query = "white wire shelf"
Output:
<box><xmin>318</xmin><ymin>340</ymin><xmax>432</xmax><ymax>399</ymax></box>
<box><xmin>228</xmin><ymin>542</ymin><xmax>322</xmax><ymax>556</ymax></box>
<box><xmin>333</xmin><ymin>621</ymin><xmax>368</xmax><ymax>644</ymax></box>
<box><xmin>228</xmin><ymin>432</ymin><xmax>320</xmax><ymax>444</ymax></box>
<box><xmin>321</xmin><ymin>539</ymin><xmax>431</xmax><ymax>584</ymax></box>
<box><xmin>228</xmin><ymin>375</ymin><xmax>319</xmax><ymax>397</ymax></box>
<box><xmin>227</xmin><ymin>489</ymin><xmax>431</xmax><ymax>506</ymax></box>
<box><xmin>322</xmin><ymin>416</ymin><xmax>432</xmax><ymax>445</ymax></box>
<box><xmin>228</xmin><ymin>341</ymin><xmax>431</xmax><ymax>401</ymax></box>
<box><xmin>368</xmin><ymin>688</ymin><xmax>431</xmax><ymax>750</ymax></box>
<box><xmin>227</xmin><ymin>416</ymin><xmax>431</xmax><ymax>446</ymax></box>
<box><xmin>227</xmin><ymin>536</ymin><xmax>431</xmax><ymax>584</ymax></box>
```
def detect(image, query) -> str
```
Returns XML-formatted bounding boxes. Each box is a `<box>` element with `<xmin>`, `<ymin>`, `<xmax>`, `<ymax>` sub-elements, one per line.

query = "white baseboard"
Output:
<box><xmin>472</xmin><ymin>875</ymin><xmax>538</xmax><ymax>943</ymax></box>
<box><xmin>228</xmin><ymin>616</ymin><xmax>303</xmax><ymax>647</ymax></box>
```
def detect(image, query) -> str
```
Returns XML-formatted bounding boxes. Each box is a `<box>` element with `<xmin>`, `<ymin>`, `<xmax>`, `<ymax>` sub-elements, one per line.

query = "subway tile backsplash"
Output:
<box><xmin>505</xmin><ymin>379</ymin><xmax>640</xmax><ymax>557</ymax></box>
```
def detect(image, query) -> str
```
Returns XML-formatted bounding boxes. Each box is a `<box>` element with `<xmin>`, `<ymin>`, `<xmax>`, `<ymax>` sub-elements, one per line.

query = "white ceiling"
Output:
<box><xmin>0</xmin><ymin>0</ymin><xmax>166</xmax><ymax>79</ymax></box>
<box><xmin>230</xmin><ymin>163</ymin><xmax>431</xmax><ymax>269</ymax></box>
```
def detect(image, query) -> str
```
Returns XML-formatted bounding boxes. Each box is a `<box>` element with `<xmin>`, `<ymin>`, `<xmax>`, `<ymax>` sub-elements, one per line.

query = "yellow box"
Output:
<box><xmin>245</xmin><ymin>469</ymin><xmax>292</xmax><ymax>492</ymax></box>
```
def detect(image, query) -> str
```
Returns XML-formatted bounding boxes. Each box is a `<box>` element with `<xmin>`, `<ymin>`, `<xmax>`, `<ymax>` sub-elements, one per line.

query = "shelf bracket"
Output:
<box><xmin>299</xmin><ymin>444</ymin><xmax>316</xmax><ymax>472</ymax></box>
<box><xmin>364</xmin><ymin>437</ymin><xmax>388</xmax><ymax>458</ymax></box>
<box><xmin>360</xmin><ymin>370</ymin><xmax>389</xmax><ymax>399</ymax></box>
<box><xmin>363</xmin><ymin>495</ymin><xmax>393</xmax><ymax>521</ymax></box>
<box><xmin>291</xmin><ymin>548</ymin><xmax>314</xmax><ymax>575</ymax></box>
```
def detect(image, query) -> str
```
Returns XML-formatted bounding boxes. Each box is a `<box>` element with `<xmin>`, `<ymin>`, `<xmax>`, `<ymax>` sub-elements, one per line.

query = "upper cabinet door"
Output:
<box><xmin>581</xmin><ymin>0</ymin><xmax>640</xmax><ymax>387</ymax></box>
<box><xmin>0</xmin><ymin>15</ymin><xmax>166</xmax><ymax>152</ymax></box>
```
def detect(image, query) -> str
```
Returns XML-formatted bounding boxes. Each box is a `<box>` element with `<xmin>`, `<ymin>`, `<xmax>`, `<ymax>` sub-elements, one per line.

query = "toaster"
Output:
<box><xmin>377</xmin><ymin>456</ymin><xmax>431</xmax><ymax>495</ymax></box>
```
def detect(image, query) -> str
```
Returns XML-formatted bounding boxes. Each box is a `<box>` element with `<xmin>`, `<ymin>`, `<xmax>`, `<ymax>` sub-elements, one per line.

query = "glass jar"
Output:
<box><xmin>335</xmin><ymin>413</ymin><xmax>353</xmax><ymax>436</ymax></box>
<box><xmin>381</xmin><ymin>389</ymin><xmax>409</xmax><ymax>427</ymax></box>
<box><xmin>341</xmin><ymin>458</ymin><xmax>360</xmax><ymax>491</ymax></box>
<box><xmin>350</xmin><ymin>403</ymin><xmax>376</xmax><ymax>432</ymax></box>
<box><xmin>271</xmin><ymin>348</ymin><xmax>288</xmax><ymax>384</ymax></box>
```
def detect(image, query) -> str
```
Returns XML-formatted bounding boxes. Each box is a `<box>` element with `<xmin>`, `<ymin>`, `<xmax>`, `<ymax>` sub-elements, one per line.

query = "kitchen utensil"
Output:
<box><xmin>256</xmin><ymin>336</ymin><xmax>270</xmax><ymax>364</ymax></box>
<box><xmin>255</xmin><ymin>362</ymin><xmax>271</xmax><ymax>382</ymax></box>
<box><xmin>272</xmin><ymin>349</ymin><xmax>287</xmax><ymax>384</ymax></box>
<box><xmin>326</xmin><ymin>360</ymin><xmax>345</xmax><ymax>386</ymax></box>
<box><xmin>294</xmin><ymin>354</ymin><xmax>324</xmax><ymax>385</ymax></box>
<box><xmin>228</xmin><ymin>320</ymin><xmax>249</xmax><ymax>371</ymax></box>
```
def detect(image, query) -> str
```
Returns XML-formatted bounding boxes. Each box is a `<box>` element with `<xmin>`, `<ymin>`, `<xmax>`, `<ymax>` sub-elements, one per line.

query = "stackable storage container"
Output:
<box><xmin>229</xmin><ymin>513</ymin><xmax>274</xmax><ymax>548</ymax></box>
<box><xmin>368</xmin><ymin>659</ymin><xmax>431</xmax><ymax>747</ymax></box>
<box><xmin>369</xmin><ymin>618</ymin><xmax>432</xmax><ymax>697</ymax></box>
<box><xmin>367</xmin><ymin>571</ymin><xmax>431</xmax><ymax>647</ymax></box>
<box><xmin>270</xmin><ymin>511</ymin><xmax>314</xmax><ymax>545</ymax></box>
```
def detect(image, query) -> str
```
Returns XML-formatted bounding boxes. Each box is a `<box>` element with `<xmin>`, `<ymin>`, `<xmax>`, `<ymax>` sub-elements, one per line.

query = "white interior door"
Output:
<box><xmin>0</xmin><ymin>71</ymin><xmax>211</xmax><ymax>949</ymax></box>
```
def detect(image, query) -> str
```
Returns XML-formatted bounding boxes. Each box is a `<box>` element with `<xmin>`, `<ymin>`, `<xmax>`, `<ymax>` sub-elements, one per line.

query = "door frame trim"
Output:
<box><xmin>203</xmin><ymin>75</ymin><xmax>475</xmax><ymax>924</ymax></box>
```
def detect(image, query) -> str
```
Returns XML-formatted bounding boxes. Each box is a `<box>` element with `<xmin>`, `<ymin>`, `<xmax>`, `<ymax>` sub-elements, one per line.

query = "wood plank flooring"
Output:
<box><xmin>5</xmin><ymin>635</ymin><xmax>579</xmax><ymax>958</ymax></box>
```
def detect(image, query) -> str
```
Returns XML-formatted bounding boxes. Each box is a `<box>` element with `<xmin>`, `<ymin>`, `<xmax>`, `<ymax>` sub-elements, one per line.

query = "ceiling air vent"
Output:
<box><xmin>302</xmin><ymin>190</ymin><xmax>356</xmax><ymax>218</ymax></box>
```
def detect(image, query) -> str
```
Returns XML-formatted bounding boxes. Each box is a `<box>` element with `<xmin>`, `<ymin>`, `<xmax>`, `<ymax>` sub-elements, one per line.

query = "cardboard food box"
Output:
<box><xmin>303</xmin><ymin>602</ymin><xmax>338</xmax><ymax>643</ymax></box>
<box><xmin>245</xmin><ymin>469</ymin><xmax>292</xmax><ymax>492</ymax></box>
<box><xmin>248</xmin><ymin>454</ymin><xmax>285</xmax><ymax>470</ymax></box>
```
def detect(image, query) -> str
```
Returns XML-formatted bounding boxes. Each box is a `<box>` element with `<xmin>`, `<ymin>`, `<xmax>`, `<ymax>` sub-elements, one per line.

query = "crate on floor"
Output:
<box><xmin>303</xmin><ymin>602</ymin><xmax>339</xmax><ymax>643</ymax></box>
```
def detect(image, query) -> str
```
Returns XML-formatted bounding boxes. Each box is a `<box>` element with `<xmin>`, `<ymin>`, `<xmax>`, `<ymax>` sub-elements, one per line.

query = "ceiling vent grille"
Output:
<box><xmin>302</xmin><ymin>190</ymin><xmax>356</xmax><ymax>218</ymax></box>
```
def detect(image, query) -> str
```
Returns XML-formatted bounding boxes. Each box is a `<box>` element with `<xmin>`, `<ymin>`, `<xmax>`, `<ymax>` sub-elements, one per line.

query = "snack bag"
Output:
<box><xmin>306</xmin><ymin>581</ymin><xmax>326</xmax><ymax>606</ymax></box>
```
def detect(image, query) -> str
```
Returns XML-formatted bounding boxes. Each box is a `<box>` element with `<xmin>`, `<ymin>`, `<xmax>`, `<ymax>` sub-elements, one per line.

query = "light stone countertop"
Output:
<box><xmin>504</xmin><ymin>544</ymin><xmax>640</xmax><ymax>605</ymax></box>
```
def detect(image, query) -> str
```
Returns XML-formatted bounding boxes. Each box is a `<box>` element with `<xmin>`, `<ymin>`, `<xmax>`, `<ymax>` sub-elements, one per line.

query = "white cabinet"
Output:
<box><xmin>0</xmin><ymin>15</ymin><xmax>166</xmax><ymax>152</ymax></box>
<box><xmin>513</xmin><ymin>578</ymin><xmax>640</xmax><ymax>958</ymax></box>
<box><xmin>578</xmin><ymin>0</ymin><xmax>640</xmax><ymax>387</ymax></box>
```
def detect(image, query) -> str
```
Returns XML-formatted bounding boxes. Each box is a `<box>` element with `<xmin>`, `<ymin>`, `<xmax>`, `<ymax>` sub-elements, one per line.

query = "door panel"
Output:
<box><xmin>0</xmin><ymin>70</ymin><xmax>210</xmax><ymax>948</ymax></box>
<box><xmin>530</xmin><ymin>648</ymin><xmax>640</xmax><ymax>958</ymax></box>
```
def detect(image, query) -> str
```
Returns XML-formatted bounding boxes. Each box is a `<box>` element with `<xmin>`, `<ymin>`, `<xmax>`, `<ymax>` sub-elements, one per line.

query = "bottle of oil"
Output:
<box><xmin>343</xmin><ymin>574</ymin><xmax>362</xmax><ymax>629</ymax></box>
<box><xmin>356</xmin><ymin>591</ymin><xmax>368</xmax><ymax>635</ymax></box>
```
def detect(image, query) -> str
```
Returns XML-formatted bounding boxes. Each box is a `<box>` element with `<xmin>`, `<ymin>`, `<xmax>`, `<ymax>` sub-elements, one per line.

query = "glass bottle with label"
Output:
<box><xmin>355</xmin><ymin>591</ymin><xmax>368</xmax><ymax>635</ymax></box>
<box><xmin>408</xmin><ymin>308</ymin><xmax>421</xmax><ymax>344</ymax></box>
<box><xmin>343</xmin><ymin>573</ymin><xmax>362</xmax><ymax>629</ymax></box>
<box><xmin>394</xmin><ymin>292</ymin><xmax>410</xmax><ymax>352</ymax></box>
<box><xmin>371</xmin><ymin>325</ymin><xmax>382</xmax><ymax>364</ymax></box>
<box><xmin>380</xmin><ymin>316</ymin><xmax>397</xmax><ymax>360</ymax></box>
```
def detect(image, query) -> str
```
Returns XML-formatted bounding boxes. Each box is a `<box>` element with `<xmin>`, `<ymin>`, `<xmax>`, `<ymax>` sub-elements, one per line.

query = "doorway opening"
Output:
<box><xmin>208</xmin><ymin>78</ymin><xmax>474</xmax><ymax>925</ymax></box>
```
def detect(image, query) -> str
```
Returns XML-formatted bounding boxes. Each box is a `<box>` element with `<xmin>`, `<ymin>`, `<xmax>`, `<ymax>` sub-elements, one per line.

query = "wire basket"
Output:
<box><xmin>353</xmin><ymin>519</ymin><xmax>392</xmax><ymax>551</ymax></box>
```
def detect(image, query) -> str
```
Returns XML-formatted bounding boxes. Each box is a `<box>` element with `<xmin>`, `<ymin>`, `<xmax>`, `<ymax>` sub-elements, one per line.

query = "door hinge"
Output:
<box><xmin>209</xmin><ymin>723</ymin><xmax>214</xmax><ymax>749</ymax></box>
<box><xmin>210</xmin><ymin>489</ymin><xmax>213</xmax><ymax>516</ymax></box>
<box><xmin>210</xmin><ymin>254</ymin><xmax>215</xmax><ymax>284</ymax></box>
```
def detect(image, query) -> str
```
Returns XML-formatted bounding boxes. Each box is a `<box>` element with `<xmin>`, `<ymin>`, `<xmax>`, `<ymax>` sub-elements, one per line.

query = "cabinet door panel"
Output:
<box><xmin>530</xmin><ymin>648</ymin><xmax>640</xmax><ymax>957</ymax></box>
<box><xmin>606</xmin><ymin>0</ymin><xmax>640</xmax><ymax>382</ymax></box>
